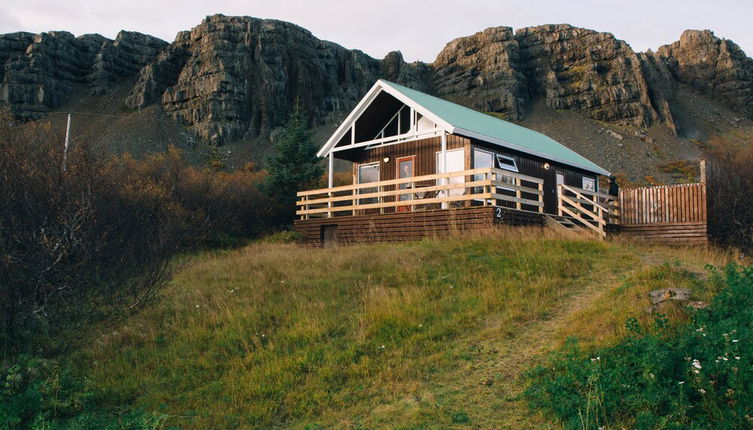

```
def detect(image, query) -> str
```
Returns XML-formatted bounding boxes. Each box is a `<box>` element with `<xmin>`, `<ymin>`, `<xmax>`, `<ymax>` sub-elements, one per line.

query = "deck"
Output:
<box><xmin>295</xmin><ymin>167</ymin><xmax>621</xmax><ymax>246</ymax></box>
<box><xmin>294</xmin><ymin>167</ymin><xmax>710</xmax><ymax>247</ymax></box>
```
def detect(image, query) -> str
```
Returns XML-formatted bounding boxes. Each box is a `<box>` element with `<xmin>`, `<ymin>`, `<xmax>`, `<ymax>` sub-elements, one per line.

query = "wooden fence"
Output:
<box><xmin>618</xmin><ymin>182</ymin><xmax>708</xmax><ymax>245</ymax></box>
<box><xmin>619</xmin><ymin>183</ymin><xmax>707</xmax><ymax>225</ymax></box>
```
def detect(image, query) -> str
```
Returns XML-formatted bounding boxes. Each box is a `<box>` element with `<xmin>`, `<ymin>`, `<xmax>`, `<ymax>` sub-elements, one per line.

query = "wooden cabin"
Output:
<box><xmin>294</xmin><ymin>79</ymin><xmax>622</xmax><ymax>246</ymax></box>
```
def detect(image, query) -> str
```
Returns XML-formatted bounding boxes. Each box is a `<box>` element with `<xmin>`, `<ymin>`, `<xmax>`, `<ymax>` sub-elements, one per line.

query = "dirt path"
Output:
<box><xmin>434</xmin><ymin>248</ymin><xmax>641</xmax><ymax>429</ymax></box>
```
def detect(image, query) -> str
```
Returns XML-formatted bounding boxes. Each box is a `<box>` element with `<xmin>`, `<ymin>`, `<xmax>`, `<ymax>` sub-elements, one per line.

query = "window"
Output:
<box><xmin>582</xmin><ymin>177</ymin><xmax>596</xmax><ymax>192</ymax></box>
<box><xmin>473</xmin><ymin>149</ymin><xmax>494</xmax><ymax>198</ymax></box>
<box><xmin>357</xmin><ymin>163</ymin><xmax>379</xmax><ymax>204</ymax></box>
<box><xmin>495</xmin><ymin>154</ymin><xmax>519</xmax><ymax>189</ymax></box>
<box><xmin>496</xmin><ymin>154</ymin><xmax>518</xmax><ymax>172</ymax></box>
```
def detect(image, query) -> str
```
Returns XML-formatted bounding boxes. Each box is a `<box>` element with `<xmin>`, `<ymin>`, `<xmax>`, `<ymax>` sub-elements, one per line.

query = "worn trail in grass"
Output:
<box><xmin>78</xmin><ymin>231</ymin><xmax>731</xmax><ymax>429</ymax></box>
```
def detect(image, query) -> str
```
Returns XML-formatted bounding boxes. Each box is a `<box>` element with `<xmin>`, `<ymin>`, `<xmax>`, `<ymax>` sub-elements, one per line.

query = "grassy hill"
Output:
<box><xmin>68</xmin><ymin>229</ymin><xmax>739</xmax><ymax>429</ymax></box>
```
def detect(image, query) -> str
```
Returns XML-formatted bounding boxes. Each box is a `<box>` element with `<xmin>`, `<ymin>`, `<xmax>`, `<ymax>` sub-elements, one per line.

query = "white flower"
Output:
<box><xmin>698</xmin><ymin>388</ymin><xmax>706</xmax><ymax>394</ymax></box>
<box><xmin>692</xmin><ymin>359</ymin><xmax>702</xmax><ymax>370</ymax></box>
<box><xmin>195</xmin><ymin>305</ymin><xmax>200</xmax><ymax>308</ymax></box>
<box><xmin>735</xmin><ymin>356</ymin><xmax>741</xmax><ymax>360</ymax></box>
<box><xmin>733</xmin><ymin>339</ymin><xmax>739</xmax><ymax>343</ymax></box>
<box><xmin>678</xmin><ymin>381</ymin><xmax>685</xmax><ymax>385</ymax></box>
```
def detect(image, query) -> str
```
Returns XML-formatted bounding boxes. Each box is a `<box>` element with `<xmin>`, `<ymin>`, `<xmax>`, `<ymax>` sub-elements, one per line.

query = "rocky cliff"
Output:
<box><xmin>1</xmin><ymin>15</ymin><xmax>752</xmax><ymax>146</ymax></box>
<box><xmin>0</xmin><ymin>30</ymin><xmax>166</xmax><ymax>119</ymax></box>
<box><xmin>655</xmin><ymin>30</ymin><xmax>753</xmax><ymax>118</ymax></box>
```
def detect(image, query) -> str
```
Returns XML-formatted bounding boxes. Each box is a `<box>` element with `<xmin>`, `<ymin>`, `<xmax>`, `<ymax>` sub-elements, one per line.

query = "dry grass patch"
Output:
<box><xmin>76</xmin><ymin>233</ymin><xmax>734</xmax><ymax>429</ymax></box>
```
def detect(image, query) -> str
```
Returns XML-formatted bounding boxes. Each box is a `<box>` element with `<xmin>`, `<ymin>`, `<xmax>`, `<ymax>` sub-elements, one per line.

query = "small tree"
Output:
<box><xmin>264</xmin><ymin>102</ymin><xmax>323</xmax><ymax>224</ymax></box>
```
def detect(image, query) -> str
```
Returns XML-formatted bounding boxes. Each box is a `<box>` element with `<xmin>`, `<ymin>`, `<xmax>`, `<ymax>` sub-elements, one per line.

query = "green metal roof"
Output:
<box><xmin>381</xmin><ymin>80</ymin><xmax>610</xmax><ymax>176</ymax></box>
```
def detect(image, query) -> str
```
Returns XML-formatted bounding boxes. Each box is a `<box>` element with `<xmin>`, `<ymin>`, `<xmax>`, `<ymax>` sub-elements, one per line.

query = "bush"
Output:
<box><xmin>0</xmin><ymin>355</ymin><xmax>166</xmax><ymax>429</ymax></box>
<box><xmin>525</xmin><ymin>264</ymin><xmax>753</xmax><ymax>429</ymax></box>
<box><xmin>706</xmin><ymin>139</ymin><xmax>753</xmax><ymax>252</ymax></box>
<box><xmin>0</xmin><ymin>112</ymin><xmax>282</xmax><ymax>355</ymax></box>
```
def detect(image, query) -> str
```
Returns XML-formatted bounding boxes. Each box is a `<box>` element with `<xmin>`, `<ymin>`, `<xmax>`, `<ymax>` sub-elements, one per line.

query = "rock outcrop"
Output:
<box><xmin>515</xmin><ymin>24</ymin><xmax>665</xmax><ymax>128</ymax></box>
<box><xmin>656</xmin><ymin>30</ymin><xmax>753</xmax><ymax>118</ymax></box>
<box><xmin>127</xmin><ymin>15</ymin><xmax>390</xmax><ymax>143</ymax></box>
<box><xmin>432</xmin><ymin>26</ymin><xmax>526</xmax><ymax>120</ymax></box>
<box><xmin>2</xmin><ymin>16</ymin><xmax>752</xmax><ymax>145</ymax></box>
<box><xmin>0</xmin><ymin>30</ymin><xmax>166</xmax><ymax>119</ymax></box>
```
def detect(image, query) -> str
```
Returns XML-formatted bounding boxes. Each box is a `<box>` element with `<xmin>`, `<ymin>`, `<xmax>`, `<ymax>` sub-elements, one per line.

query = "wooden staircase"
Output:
<box><xmin>545</xmin><ymin>215</ymin><xmax>597</xmax><ymax>238</ymax></box>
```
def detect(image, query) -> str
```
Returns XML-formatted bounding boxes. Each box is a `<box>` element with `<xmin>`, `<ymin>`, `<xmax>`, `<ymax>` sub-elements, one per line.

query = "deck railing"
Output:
<box><xmin>557</xmin><ymin>184</ymin><xmax>619</xmax><ymax>237</ymax></box>
<box><xmin>297</xmin><ymin>168</ymin><xmax>544</xmax><ymax>219</ymax></box>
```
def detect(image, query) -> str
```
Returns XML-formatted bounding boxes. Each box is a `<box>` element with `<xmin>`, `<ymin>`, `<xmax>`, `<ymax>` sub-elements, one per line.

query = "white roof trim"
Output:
<box><xmin>318</xmin><ymin>79</ymin><xmax>610</xmax><ymax>177</ymax></box>
<box><xmin>317</xmin><ymin>79</ymin><xmax>454</xmax><ymax>158</ymax></box>
<box><xmin>453</xmin><ymin>127</ymin><xmax>611</xmax><ymax>176</ymax></box>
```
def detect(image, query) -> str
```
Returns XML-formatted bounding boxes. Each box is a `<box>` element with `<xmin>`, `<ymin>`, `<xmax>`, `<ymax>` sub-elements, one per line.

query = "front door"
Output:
<box><xmin>556</xmin><ymin>171</ymin><xmax>565</xmax><ymax>215</ymax></box>
<box><xmin>436</xmin><ymin>149</ymin><xmax>465</xmax><ymax>196</ymax></box>
<box><xmin>396</xmin><ymin>155</ymin><xmax>415</xmax><ymax>213</ymax></box>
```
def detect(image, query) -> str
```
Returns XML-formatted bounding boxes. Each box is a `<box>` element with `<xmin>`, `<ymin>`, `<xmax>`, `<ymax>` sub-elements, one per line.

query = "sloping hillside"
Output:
<box><xmin>75</xmin><ymin>231</ymin><xmax>735</xmax><ymax>429</ymax></box>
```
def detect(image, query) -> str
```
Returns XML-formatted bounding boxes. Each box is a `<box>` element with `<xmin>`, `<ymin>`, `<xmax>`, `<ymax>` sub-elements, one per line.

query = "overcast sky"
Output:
<box><xmin>1</xmin><ymin>0</ymin><xmax>750</xmax><ymax>62</ymax></box>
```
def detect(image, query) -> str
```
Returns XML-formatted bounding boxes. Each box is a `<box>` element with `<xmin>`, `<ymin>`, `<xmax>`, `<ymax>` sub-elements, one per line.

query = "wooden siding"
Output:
<box><xmin>619</xmin><ymin>223</ymin><xmax>708</xmax><ymax>246</ymax></box>
<box><xmin>294</xmin><ymin>206</ymin><xmax>545</xmax><ymax>246</ymax></box>
<box><xmin>469</xmin><ymin>139</ymin><xmax>599</xmax><ymax>215</ymax></box>
<box><xmin>353</xmin><ymin>134</ymin><xmax>469</xmax><ymax>182</ymax></box>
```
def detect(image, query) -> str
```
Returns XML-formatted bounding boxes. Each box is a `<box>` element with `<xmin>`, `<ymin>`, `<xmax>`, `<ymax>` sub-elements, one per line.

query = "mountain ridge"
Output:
<box><xmin>1</xmin><ymin>15</ymin><xmax>752</xmax><ymax>182</ymax></box>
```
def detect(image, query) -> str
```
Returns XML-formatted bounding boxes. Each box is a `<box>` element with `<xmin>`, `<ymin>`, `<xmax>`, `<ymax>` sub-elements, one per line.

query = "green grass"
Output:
<box><xmin>73</xmin><ymin>231</ymin><xmax>735</xmax><ymax>429</ymax></box>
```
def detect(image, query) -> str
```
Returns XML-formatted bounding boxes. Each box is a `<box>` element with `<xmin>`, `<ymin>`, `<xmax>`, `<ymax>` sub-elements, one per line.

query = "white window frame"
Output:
<box><xmin>495</xmin><ymin>154</ymin><xmax>519</xmax><ymax>191</ymax></box>
<box><xmin>357</xmin><ymin>162</ymin><xmax>380</xmax><ymax>204</ymax></box>
<box><xmin>496</xmin><ymin>154</ymin><xmax>519</xmax><ymax>172</ymax></box>
<box><xmin>582</xmin><ymin>176</ymin><xmax>596</xmax><ymax>192</ymax></box>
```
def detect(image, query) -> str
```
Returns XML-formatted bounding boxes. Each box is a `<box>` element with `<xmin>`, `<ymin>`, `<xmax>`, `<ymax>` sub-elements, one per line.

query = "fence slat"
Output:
<box><xmin>620</xmin><ymin>182</ymin><xmax>706</xmax><ymax>225</ymax></box>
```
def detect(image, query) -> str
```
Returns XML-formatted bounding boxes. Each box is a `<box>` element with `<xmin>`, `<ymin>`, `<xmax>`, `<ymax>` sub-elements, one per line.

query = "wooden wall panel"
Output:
<box><xmin>294</xmin><ymin>207</ymin><xmax>545</xmax><ymax>246</ymax></box>
<box><xmin>469</xmin><ymin>139</ymin><xmax>598</xmax><ymax>215</ymax></box>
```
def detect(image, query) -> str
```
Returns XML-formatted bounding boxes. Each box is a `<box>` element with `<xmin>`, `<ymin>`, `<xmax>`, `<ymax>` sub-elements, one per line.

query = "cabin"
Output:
<box><xmin>295</xmin><ymin>80</ymin><xmax>707</xmax><ymax>247</ymax></box>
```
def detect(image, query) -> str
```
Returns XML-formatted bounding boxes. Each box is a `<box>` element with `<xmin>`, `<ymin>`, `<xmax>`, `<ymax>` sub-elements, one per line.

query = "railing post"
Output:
<box><xmin>303</xmin><ymin>195</ymin><xmax>309</xmax><ymax>220</ymax></box>
<box><xmin>327</xmin><ymin>191</ymin><xmax>332</xmax><ymax>219</ymax></box>
<box><xmin>538</xmin><ymin>182</ymin><xmax>544</xmax><ymax>213</ymax></box>
<box><xmin>557</xmin><ymin>185</ymin><xmax>563</xmax><ymax>216</ymax></box>
<box><xmin>352</xmin><ymin>188</ymin><xmax>356</xmax><ymax>216</ymax></box>
<box><xmin>380</xmin><ymin>185</ymin><xmax>384</xmax><ymax>214</ymax></box>
<box><xmin>515</xmin><ymin>178</ymin><xmax>522</xmax><ymax>210</ymax></box>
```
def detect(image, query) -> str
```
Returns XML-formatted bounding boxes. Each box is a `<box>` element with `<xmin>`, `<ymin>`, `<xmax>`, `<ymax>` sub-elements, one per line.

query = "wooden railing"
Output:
<box><xmin>557</xmin><ymin>184</ymin><xmax>619</xmax><ymax>238</ymax></box>
<box><xmin>297</xmin><ymin>168</ymin><xmax>544</xmax><ymax>219</ymax></box>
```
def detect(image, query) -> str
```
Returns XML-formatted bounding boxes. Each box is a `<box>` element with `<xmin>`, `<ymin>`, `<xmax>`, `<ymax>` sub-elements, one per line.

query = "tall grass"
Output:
<box><xmin>70</xmin><ymin>232</ymin><xmax>731</xmax><ymax>429</ymax></box>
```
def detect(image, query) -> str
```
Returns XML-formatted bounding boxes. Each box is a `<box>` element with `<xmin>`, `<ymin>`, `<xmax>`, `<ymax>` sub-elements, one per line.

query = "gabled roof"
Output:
<box><xmin>319</xmin><ymin>79</ymin><xmax>610</xmax><ymax>176</ymax></box>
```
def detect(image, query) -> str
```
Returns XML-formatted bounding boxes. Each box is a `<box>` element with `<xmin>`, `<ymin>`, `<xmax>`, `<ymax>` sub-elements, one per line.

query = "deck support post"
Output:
<box><xmin>441</xmin><ymin>130</ymin><xmax>448</xmax><ymax>209</ymax></box>
<box><xmin>328</xmin><ymin>152</ymin><xmax>334</xmax><ymax>218</ymax></box>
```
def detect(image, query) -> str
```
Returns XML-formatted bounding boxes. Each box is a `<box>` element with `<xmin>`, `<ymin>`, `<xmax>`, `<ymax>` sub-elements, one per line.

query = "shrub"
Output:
<box><xmin>525</xmin><ymin>264</ymin><xmax>753</xmax><ymax>429</ymax></box>
<box><xmin>0</xmin><ymin>112</ymin><xmax>282</xmax><ymax>355</ymax></box>
<box><xmin>706</xmin><ymin>138</ymin><xmax>753</xmax><ymax>252</ymax></box>
<box><xmin>0</xmin><ymin>355</ymin><xmax>166</xmax><ymax>429</ymax></box>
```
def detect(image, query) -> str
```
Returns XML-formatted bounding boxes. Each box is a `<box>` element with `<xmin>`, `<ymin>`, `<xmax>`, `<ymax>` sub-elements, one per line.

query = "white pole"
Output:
<box><xmin>441</xmin><ymin>130</ymin><xmax>447</xmax><ymax>209</ymax></box>
<box><xmin>327</xmin><ymin>152</ymin><xmax>334</xmax><ymax>218</ymax></box>
<box><xmin>328</xmin><ymin>152</ymin><xmax>334</xmax><ymax>188</ymax></box>
<box><xmin>62</xmin><ymin>113</ymin><xmax>71</xmax><ymax>172</ymax></box>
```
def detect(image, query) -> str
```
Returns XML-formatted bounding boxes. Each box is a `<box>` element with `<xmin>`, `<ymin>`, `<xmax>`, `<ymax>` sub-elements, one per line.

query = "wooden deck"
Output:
<box><xmin>294</xmin><ymin>167</ymin><xmax>710</xmax><ymax>247</ymax></box>
<box><xmin>294</xmin><ymin>206</ymin><xmax>545</xmax><ymax>247</ymax></box>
